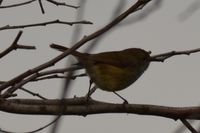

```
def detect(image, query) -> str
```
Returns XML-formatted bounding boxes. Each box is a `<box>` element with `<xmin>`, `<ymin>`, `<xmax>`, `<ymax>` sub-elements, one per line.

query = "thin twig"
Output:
<box><xmin>46</xmin><ymin>0</ymin><xmax>79</xmax><ymax>9</ymax></box>
<box><xmin>0</xmin><ymin>116</ymin><xmax>60</xmax><ymax>133</ymax></box>
<box><xmin>29</xmin><ymin>116</ymin><xmax>60</xmax><ymax>133</ymax></box>
<box><xmin>34</xmin><ymin>73</ymin><xmax>87</xmax><ymax>81</ymax></box>
<box><xmin>0</xmin><ymin>31</ymin><xmax>36</xmax><ymax>59</ymax></box>
<box><xmin>0</xmin><ymin>31</ymin><xmax>21</xmax><ymax>58</ymax></box>
<box><xmin>0</xmin><ymin>20</ymin><xmax>93</xmax><ymax>31</ymax></box>
<box><xmin>39</xmin><ymin>66</ymin><xmax>83</xmax><ymax>75</ymax></box>
<box><xmin>35</xmin><ymin>74</ymin><xmax>68</xmax><ymax>81</ymax></box>
<box><xmin>150</xmin><ymin>48</ymin><xmax>200</xmax><ymax>62</ymax></box>
<box><xmin>86</xmin><ymin>86</ymin><xmax>98</xmax><ymax>97</ymax></box>
<box><xmin>19</xmin><ymin>88</ymin><xmax>47</xmax><ymax>100</ymax></box>
<box><xmin>0</xmin><ymin>0</ymin><xmax>36</xmax><ymax>9</ymax></box>
<box><xmin>16</xmin><ymin>45</ymin><xmax>36</xmax><ymax>50</ymax></box>
<box><xmin>0</xmin><ymin>81</ymin><xmax>47</xmax><ymax>100</ymax></box>
<box><xmin>38</xmin><ymin>0</ymin><xmax>45</xmax><ymax>14</ymax></box>
<box><xmin>1</xmin><ymin>67</ymin><xmax>84</xmax><ymax>98</ymax></box>
<box><xmin>2</xmin><ymin>74</ymin><xmax>39</xmax><ymax>98</ymax></box>
<box><xmin>0</xmin><ymin>66</ymin><xmax>82</xmax><ymax>98</ymax></box>
<box><xmin>180</xmin><ymin>119</ymin><xmax>198</xmax><ymax>133</ymax></box>
<box><xmin>0</xmin><ymin>0</ymin><xmax>78</xmax><ymax>10</ymax></box>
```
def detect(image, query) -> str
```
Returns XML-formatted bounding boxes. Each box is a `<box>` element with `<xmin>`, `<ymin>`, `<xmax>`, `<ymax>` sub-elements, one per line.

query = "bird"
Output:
<box><xmin>50</xmin><ymin>44</ymin><xmax>151</xmax><ymax>103</ymax></box>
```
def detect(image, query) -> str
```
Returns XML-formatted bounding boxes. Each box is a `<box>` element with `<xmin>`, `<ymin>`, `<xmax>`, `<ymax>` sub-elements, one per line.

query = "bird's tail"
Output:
<box><xmin>50</xmin><ymin>44</ymin><xmax>82</xmax><ymax>57</ymax></box>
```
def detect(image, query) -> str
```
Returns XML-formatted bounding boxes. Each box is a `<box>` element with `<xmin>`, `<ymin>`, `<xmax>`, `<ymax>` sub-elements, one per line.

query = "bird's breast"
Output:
<box><xmin>85</xmin><ymin>63</ymin><xmax>148</xmax><ymax>92</ymax></box>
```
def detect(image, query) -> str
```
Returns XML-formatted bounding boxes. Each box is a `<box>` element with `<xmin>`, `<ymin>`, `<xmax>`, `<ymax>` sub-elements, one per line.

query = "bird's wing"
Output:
<box><xmin>88</xmin><ymin>52</ymin><xmax>138</xmax><ymax>67</ymax></box>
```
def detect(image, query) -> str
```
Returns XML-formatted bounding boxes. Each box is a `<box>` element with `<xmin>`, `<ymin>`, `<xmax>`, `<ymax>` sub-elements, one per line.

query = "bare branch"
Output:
<box><xmin>150</xmin><ymin>48</ymin><xmax>200</xmax><ymax>62</ymax></box>
<box><xmin>1</xmin><ymin>97</ymin><xmax>200</xmax><ymax>120</ymax></box>
<box><xmin>0</xmin><ymin>31</ymin><xmax>36</xmax><ymax>59</ymax></box>
<box><xmin>0</xmin><ymin>31</ymin><xmax>22</xmax><ymax>58</ymax></box>
<box><xmin>0</xmin><ymin>20</ymin><xmax>93</xmax><ymax>31</ymax></box>
<box><xmin>180</xmin><ymin>119</ymin><xmax>198</xmax><ymax>133</ymax></box>
<box><xmin>1</xmin><ymin>66</ymin><xmax>83</xmax><ymax>98</ymax></box>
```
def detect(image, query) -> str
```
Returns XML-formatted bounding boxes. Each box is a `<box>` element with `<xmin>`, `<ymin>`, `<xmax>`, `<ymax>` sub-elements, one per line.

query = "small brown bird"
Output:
<box><xmin>50</xmin><ymin>44</ymin><xmax>150</xmax><ymax>102</ymax></box>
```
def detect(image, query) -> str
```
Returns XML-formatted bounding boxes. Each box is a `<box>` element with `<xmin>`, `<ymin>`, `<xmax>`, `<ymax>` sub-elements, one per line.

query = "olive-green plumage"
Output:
<box><xmin>50</xmin><ymin>44</ymin><xmax>150</xmax><ymax>92</ymax></box>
